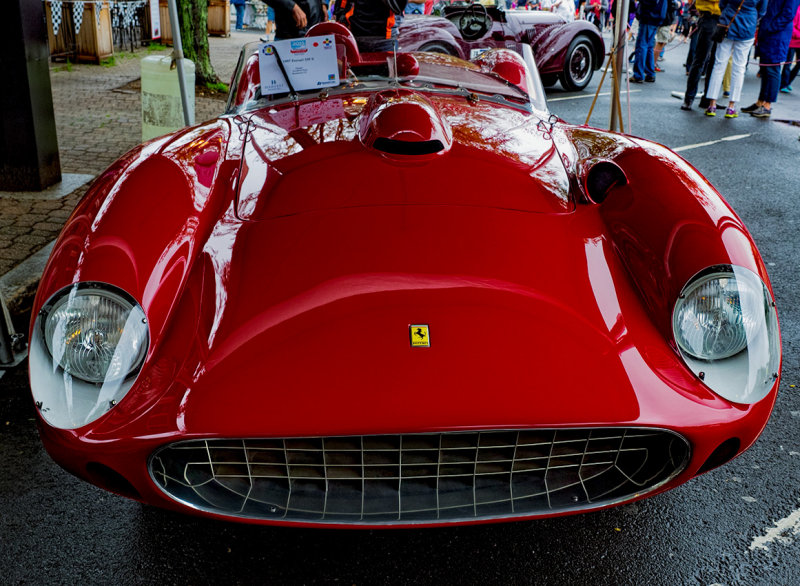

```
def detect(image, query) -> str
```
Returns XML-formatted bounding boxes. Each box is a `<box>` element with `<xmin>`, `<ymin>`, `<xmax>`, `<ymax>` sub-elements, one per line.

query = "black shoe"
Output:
<box><xmin>749</xmin><ymin>105</ymin><xmax>772</xmax><ymax>118</ymax></box>
<box><xmin>645</xmin><ymin>76</ymin><xmax>656</xmax><ymax>82</ymax></box>
<box><xmin>681</xmin><ymin>100</ymin><xmax>693</xmax><ymax>111</ymax></box>
<box><xmin>741</xmin><ymin>103</ymin><xmax>759</xmax><ymax>113</ymax></box>
<box><xmin>629</xmin><ymin>76</ymin><xmax>644</xmax><ymax>84</ymax></box>
<box><xmin>698</xmin><ymin>98</ymin><xmax>710</xmax><ymax>109</ymax></box>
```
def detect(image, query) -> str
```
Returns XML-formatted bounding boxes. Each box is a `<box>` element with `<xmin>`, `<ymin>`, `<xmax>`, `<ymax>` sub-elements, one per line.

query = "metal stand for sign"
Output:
<box><xmin>609</xmin><ymin>0</ymin><xmax>630</xmax><ymax>132</ymax></box>
<box><xmin>167</xmin><ymin>0</ymin><xmax>192</xmax><ymax>126</ymax></box>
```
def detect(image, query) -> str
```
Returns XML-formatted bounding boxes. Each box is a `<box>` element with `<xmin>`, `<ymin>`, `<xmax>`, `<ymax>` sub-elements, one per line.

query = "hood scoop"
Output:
<box><xmin>357</xmin><ymin>89</ymin><xmax>453</xmax><ymax>157</ymax></box>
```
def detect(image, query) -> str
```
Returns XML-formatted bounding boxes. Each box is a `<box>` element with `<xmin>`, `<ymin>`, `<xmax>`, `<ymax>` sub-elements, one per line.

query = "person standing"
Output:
<box><xmin>742</xmin><ymin>0</ymin><xmax>800</xmax><ymax>116</ymax></box>
<box><xmin>630</xmin><ymin>0</ymin><xmax>668</xmax><ymax>83</ymax></box>
<box><xmin>264</xmin><ymin>0</ymin><xmax>327</xmax><ymax>40</ymax></box>
<box><xmin>780</xmin><ymin>5</ymin><xmax>800</xmax><ymax>91</ymax></box>
<box><xmin>551</xmin><ymin>0</ymin><xmax>576</xmax><ymax>19</ymax></box>
<box><xmin>233</xmin><ymin>0</ymin><xmax>247</xmax><ymax>30</ymax></box>
<box><xmin>654</xmin><ymin>0</ymin><xmax>680</xmax><ymax>72</ymax></box>
<box><xmin>681</xmin><ymin>0</ymin><xmax>720</xmax><ymax>109</ymax></box>
<box><xmin>335</xmin><ymin>0</ymin><xmax>408</xmax><ymax>52</ymax></box>
<box><xmin>703</xmin><ymin>0</ymin><xmax>768</xmax><ymax>118</ymax></box>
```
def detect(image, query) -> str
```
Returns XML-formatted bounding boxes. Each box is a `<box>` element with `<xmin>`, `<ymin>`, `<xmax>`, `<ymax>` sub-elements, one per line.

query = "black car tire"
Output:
<box><xmin>559</xmin><ymin>35</ymin><xmax>595</xmax><ymax>92</ymax></box>
<box><xmin>419</xmin><ymin>42</ymin><xmax>459</xmax><ymax>56</ymax></box>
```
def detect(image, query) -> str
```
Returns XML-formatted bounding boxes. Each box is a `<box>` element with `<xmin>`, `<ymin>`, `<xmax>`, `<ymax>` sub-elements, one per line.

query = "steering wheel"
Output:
<box><xmin>458</xmin><ymin>3</ymin><xmax>490</xmax><ymax>41</ymax></box>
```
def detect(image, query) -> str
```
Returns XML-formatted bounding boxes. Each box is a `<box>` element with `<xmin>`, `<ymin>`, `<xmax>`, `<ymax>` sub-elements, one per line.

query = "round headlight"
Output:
<box><xmin>672</xmin><ymin>265</ymin><xmax>780</xmax><ymax>404</ymax></box>
<box><xmin>42</xmin><ymin>286</ymin><xmax>148</xmax><ymax>383</ymax></box>
<box><xmin>673</xmin><ymin>269</ymin><xmax>763</xmax><ymax>361</ymax></box>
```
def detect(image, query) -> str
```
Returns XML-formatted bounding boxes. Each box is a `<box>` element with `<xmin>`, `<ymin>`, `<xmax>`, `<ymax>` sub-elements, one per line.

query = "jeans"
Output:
<box><xmin>685</xmin><ymin>13</ymin><xmax>718</xmax><ymax>103</ymax></box>
<box><xmin>758</xmin><ymin>62</ymin><xmax>781</xmax><ymax>103</ymax></box>
<box><xmin>235</xmin><ymin>4</ymin><xmax>245</xmax><ymax>30</ymax></box>
<box><xmin>685</xmin><ymin>26</ymin><xmax>698</xmax><ymax>71</ymax></box>
<box><xmin>781</xmin><ymin>47</ymin><xmax>800</xmax><ymax>89</ymax></box>
<box><xmin>706</xmin><ymin>36</ymin><xmax>754</xmax><ymax>103</ymax></box>
<box><xmin>633</xmin><ymin>23</ymin><xmax>658</xmax><ymax>80</ymax></box>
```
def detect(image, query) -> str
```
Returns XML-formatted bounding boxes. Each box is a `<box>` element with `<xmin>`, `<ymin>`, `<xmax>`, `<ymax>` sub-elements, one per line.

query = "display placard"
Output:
<box><xmin>259</xmin><ymin>35</ymin><xmax>340</xmax><ymax>95</ymax></box>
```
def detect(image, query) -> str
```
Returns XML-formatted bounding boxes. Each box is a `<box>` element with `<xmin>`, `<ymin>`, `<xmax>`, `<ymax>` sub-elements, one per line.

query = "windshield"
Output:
<box><xmin>225</xmin><ymin>28</ymin><xmax>548</xmax><ymax>115</ymax></box>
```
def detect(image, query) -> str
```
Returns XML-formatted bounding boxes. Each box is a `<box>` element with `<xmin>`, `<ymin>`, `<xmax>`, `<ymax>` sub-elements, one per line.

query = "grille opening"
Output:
<box><xmin>150</xmin><ymin>428</ymin><xmax>690</xmax><ymax>524</ymax></box>
<box><xmin>86</xmin><ymin>462</ymin><xmax>140</xmax><ymax>500</ymax></box>
<box><xmin>372</xmin><ymin>137</ymin><xmax>445</xmax><ymax>155</ymax></box>
<box><xmin>696</xmin><ymin>438</ymin><xmax>740</xmax><ymax>475</ymax></box>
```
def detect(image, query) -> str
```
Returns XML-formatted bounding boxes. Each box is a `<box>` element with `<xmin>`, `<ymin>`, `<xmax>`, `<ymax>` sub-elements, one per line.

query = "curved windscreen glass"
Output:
<box><xmin>225</xmin><ymin>37</ymin><xmax>547</xmax><ymax>115</ymax></box>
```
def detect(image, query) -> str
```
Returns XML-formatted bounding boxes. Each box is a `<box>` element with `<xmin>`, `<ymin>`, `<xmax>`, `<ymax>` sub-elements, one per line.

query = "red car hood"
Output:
<box><xmin>154</xmin><ymin>97</ymin><xmax>719</xmax><ymax>439</ymax></box>
<box><xmin>177</xmin><ymin>202</ymin><xmax>699</xmax><ymax>439</ymax></box>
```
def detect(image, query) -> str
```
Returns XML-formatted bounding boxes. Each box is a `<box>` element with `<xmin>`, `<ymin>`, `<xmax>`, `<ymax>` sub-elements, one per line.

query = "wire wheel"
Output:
<box><xmin>560</xmin><ymin>36</ymin><xmax>594</xmax><ymax>91</ymax></box>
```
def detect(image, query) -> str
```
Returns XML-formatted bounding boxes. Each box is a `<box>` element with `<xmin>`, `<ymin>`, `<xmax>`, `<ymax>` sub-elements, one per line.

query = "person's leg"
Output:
<box><xmin>654</xmin><ymin>24</ymin><xmax>669</xmax><ymax>71</ymax></box>
<box><xmin>705</xmin><ymin>38</ymin><xmax>733</xmax><ymax>112</ymax></box>
<box><xmin>267</xmin><ymin>7</ymin><xmax>275</xmax><ymax>37</ymax></box>
<box><xmin>723</xmin><ymin>57</ymin><xmax>732</xmax><ymax>95</ymax></box>
<box><xmin>781</xmin><ymin>47</ymin><xmax>793</xmax><ymax>89</ymax></box>
<box><xmin>788</xmin><ymin>48</ymin><xmax>800</xmax><ymax>87</ymax></box>
<box><xmin>727</xmin><ymin>38</ymin><xmax>754</xmax><ymax>113</ymax></box>
<box><xmin>699</xmin><ymin>41</ymin><xmax>718</xmax><ymax>107</ymax></box>
<box><xmin>686</xmin><ymin>27</ymin><xmax>698</xmax><ymax>71</ymax></box>
<box><xmin>235</xmin><ymin>4</ymin><xmax>245</xmax><ymax>30</ymax></box>
<box><xmin>643</xmin><ymin>24</ymin><xmax>658</xmax><ymax>79</ymax></box>
<box><xmin>762</xmin><ymin>65</ymin><xmax>781</xmax><ymax>103</ymax></box>
<box><xmin>633</xmin><ymin>24</ymin><xmax>649</xmax><ymax>80</ymax></box>
<box><xmin>782</xmin><ymin>47</ymin><xmax>800</xmax><ymax>89</ymax></box>
<box><xmin>654</xmin><ymin>42</ymin><xmax>665</xmax><ymax>70</ymax></box>
<box><xmin>684</xmin><ymin>14</ymin><xmax>715</xmax><ymax>105</ymax></box>
<box><xmin>749</xmin><ymin>60</ymin><xmax>779</xmax><ymax>116</ymax></box>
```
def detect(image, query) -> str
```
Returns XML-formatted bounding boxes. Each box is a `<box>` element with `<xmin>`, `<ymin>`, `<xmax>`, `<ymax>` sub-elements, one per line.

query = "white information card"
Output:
<box><xmin>258</xmin><ymin>35</ymin><xmax>340</xmax><ymax>95</ymax></box>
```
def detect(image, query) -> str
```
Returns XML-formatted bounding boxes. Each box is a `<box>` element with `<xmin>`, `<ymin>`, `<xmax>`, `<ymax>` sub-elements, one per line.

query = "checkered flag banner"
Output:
<box><xmin>51</xmin><ymin>0</ymin><xmax>63</xmax><ymax>36</ymax></box>
<box><xmin>73</xmin><ymin>1</ymin><xmax>85</xmax><ymax>34</ymax></box>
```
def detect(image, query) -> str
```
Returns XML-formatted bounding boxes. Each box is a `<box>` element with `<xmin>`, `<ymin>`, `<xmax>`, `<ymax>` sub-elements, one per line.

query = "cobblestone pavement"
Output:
<box><xmin>0</xmin><ymin>31</ymin><xmax>261</xmax><ymax>315</ymax></box>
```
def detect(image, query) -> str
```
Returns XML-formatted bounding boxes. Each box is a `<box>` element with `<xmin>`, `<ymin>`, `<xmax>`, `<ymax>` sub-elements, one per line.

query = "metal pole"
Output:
<box><xmin>167</xmin><ymin>0</ymin><xmax>192</xmax><ymax>126</ymax></box>
<box><xmin>1</xmin><ymin>0</ymin><xmax>62</xmax><ymax>190</ymax></box>
<box><xmin>609</xmin><ymin>0</ymin><xmax>630</xmax><ymax>131</ymax></box>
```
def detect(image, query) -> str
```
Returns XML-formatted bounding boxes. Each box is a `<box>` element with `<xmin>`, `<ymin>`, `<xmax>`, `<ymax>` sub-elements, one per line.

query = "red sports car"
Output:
<box><xmin>399</xmin><ymin>3</ymin><xmax>605</xmax><ymax>90</ymax></box>
<box><xmin>29</xmin><ymin>23</ymin><xmax>781</xmax><ymax>528</ymax></box>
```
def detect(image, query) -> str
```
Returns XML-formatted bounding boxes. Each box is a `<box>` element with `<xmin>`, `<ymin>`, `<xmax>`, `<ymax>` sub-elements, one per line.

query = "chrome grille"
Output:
<box><xmin>149</xmin><ymin>428</ymin><xmax>689</xmax><ymax>524</ymax></box>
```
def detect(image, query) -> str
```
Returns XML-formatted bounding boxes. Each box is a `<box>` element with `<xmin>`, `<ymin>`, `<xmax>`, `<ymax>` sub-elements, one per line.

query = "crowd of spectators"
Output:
<box><xmin>628</xmin><ymin>0</ymin><xmax>800</xmax><ymax>119</ymax></box>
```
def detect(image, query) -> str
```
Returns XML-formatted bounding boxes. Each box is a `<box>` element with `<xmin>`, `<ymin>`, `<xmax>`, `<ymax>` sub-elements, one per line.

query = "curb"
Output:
<box><xmin>0</xmin><ymin>240</ymin><xmax>55</xmax><ymax>332</ymax></box>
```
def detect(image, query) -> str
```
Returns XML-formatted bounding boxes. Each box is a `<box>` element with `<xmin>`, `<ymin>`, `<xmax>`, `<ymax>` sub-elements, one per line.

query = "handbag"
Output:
<box><xmin>711</xmin><ymin>0</ymin><xmax>747</xmax><ymax>43</ymax></box>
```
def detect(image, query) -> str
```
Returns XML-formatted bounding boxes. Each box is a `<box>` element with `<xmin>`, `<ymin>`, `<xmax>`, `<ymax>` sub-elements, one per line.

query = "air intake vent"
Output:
<box><xmin>358</xmin><ymin>89</ymin><xmax>453</xmax><ymax>157</ymax></box>
<box><xmin>372</xmin><ymin>138</ymin><xmax>445</xmax><ymax>156</ymax></box>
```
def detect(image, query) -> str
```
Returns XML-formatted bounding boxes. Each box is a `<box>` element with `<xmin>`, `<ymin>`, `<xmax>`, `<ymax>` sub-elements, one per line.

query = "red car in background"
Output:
<box><xmin>400</xmin><ymin>2</ymin><xmax>605</xmax><ymax>90</ymax></box>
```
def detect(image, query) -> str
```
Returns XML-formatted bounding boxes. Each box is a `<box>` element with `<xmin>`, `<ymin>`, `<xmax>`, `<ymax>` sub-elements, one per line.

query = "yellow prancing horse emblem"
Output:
<box><xmin>409</xmin><ymin>324</ymin><xmax>430</xmax><ymax>348</ymax></box>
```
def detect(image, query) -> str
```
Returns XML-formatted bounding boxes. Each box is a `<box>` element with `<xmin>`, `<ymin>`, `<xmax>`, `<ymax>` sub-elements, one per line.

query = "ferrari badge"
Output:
<box><xmin>410</xmin><ymin>325</ymin><xmax>430</xmax><ymax>348</ymax></box>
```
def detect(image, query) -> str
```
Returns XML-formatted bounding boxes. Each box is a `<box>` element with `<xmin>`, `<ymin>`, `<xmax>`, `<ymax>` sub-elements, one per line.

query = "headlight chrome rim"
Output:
<box><xmin>672</xmin><ymin>265</ymin><xmax>780</xmax><ymax>404</ymax></box>
<box><xmin>41</xmin><ymin>283</ymin><xmax>149</xmax><ymax>384</ymax></box>
<box><xmin>31</xmin><ymin>282</ymin><xmax>150</xmax><ymax>429</ymax></box>
<box><xmin>672</xmin><ymin>265</ymin><xmax>762</xmax><ymax>361</ymax></box>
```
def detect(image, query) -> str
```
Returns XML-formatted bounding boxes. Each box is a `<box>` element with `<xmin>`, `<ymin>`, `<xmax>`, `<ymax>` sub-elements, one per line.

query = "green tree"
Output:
<box><xmin>177</xmin><ymin>0</ymin><xmax>219</xmax><ymax>86</ymax></box>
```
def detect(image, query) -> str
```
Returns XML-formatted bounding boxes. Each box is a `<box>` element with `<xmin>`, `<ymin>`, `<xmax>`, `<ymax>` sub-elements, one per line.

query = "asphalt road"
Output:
<box><xmin>2</xmin><ymin>37</ymin><xmax>800</xmax><ymax>585</ymax></box>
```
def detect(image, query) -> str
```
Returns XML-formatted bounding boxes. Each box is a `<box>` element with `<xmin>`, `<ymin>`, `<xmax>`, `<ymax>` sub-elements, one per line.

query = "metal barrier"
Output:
<box><xmin>0</xmin><ymin>295</ymin><xmax>26</xmax><ymax>369</ymax></box>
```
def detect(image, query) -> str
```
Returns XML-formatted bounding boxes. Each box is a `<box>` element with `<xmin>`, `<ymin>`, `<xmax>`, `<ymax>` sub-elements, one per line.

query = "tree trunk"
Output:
<box><xmin>177</xmin><ymin>0</ymin><xmax>219</xmax><ymax>86</ymax></box>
